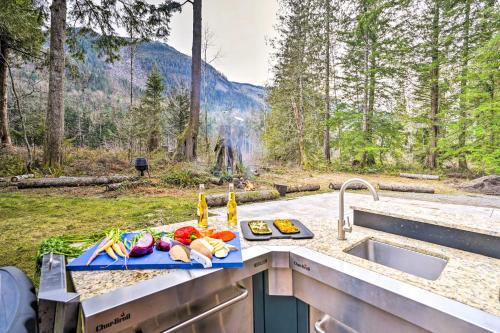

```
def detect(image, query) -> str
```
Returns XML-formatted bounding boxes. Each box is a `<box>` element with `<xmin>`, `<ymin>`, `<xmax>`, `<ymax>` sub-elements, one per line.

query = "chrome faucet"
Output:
<box><xmin>338</xmin><ymin>178</ymin><xmax>379</xmax><ymax>240</ymax></box>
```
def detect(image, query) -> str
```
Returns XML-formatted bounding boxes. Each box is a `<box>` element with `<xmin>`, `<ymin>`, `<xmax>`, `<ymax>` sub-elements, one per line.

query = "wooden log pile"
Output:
<box><xmin>206</xmin><ymin>190</ymin><xmax>280</xmax><ymax>207</ymax></box>
<box><xmin>17</xmin><ymin>175</ymin><xmax>133</xmax><ymax>189</ymax></box>
<box><xmin>399</xmin><ymin>173</ymin><xmax>440</xmax><ymax>180</ymax></box>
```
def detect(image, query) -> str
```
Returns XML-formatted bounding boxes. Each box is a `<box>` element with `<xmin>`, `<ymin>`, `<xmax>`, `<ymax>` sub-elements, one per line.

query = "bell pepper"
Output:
<box><xmin>174</xmin><ymin>226</ymin><xmax>202</xmax><ymax>245</ymax></box>
<box><xmin>211</xmin><ymin>230</ymin><xmax>236</xmax><ymax>242</ymax></box>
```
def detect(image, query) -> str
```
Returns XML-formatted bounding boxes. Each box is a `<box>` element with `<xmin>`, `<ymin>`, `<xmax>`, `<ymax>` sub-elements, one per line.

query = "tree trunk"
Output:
<box><xmin>0</xmin><ymin>41</ymin><xmax>11</xmax><ymax>146</ymax></box>
<box><xmin>323</xmin><ymin>0</ymin><xmax>331</xmax><ymax>162</ymax></box>
<box><xmin>427</xmin><ymin>0</ymin><xmax>440</xmax><ymax>169</ymax></box>
<box><xmin>362</xmin><ymin>36</ymin><xmax>377</xmax><ymax>167</ymax></box>
<box><xmin>6</xmin><ymin>58</ymin><xmax>33</xmax><ymax>170</ymax></box>
<box><xmin>181</xmin><ymin>0</ymin><xmax>202</xmax><ymax>161</ymax></box>
<box><xmin>458</xmin><ymin>0</ymin><xmax>470</xmax><ymax>170</ymax></box>
<box><xmin>360</xmin><ymin>3</ymin><xmax>374</xmax><ymax>167</ymax></box>
<box><xmin>291</xmin><ymin>76</ymin><xmax>306</xmax><ymax>167</ymax></box>
<box><xmin>44</xmin><ymin>0</ymin><xmax>67</xmax><ymax>167</ymax></box>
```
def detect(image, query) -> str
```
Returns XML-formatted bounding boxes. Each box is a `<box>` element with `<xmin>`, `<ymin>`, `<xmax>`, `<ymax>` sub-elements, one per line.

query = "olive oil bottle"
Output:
<box><xmin>198</xmin><ymin>184</ymin><xmax>208</xmax><ymax>229</ymax></box>
<box><xmin>227</xmin><ymin>182</ymin><xmax>238</xmax><ymax>228</ymax></box>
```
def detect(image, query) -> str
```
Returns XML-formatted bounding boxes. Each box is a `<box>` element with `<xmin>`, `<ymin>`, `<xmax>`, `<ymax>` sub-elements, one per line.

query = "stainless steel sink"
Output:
<box><xmin>345</xmin><ymin>238</ymin><xmax>447</xmax><ymax>280</ymax></box>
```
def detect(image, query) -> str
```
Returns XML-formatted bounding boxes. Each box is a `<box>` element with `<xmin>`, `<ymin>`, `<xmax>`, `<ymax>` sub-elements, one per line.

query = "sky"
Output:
<box><xmin>166</xmin><ymin>0</ymin><xmax>279</xmax><ymax>86</ymax></box>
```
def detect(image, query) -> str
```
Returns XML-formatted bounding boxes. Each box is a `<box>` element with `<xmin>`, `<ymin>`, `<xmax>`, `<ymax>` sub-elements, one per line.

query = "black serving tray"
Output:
<box><xmin>240</xmin><ymin>219</ymin><xmax>314</xmax><ymax>241</ymax></box>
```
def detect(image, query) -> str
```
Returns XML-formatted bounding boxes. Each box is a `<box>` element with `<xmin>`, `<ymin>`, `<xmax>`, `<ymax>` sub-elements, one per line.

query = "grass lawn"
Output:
<box><xmin>0</xmin><ymin>191</ymin><xmax>197</xmax><ymax>284</ymax></box>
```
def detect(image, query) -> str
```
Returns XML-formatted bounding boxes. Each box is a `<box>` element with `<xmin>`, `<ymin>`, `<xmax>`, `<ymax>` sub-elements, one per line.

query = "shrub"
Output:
<box><xmin>0</xmin><ymin>150</ymin><xmax>26</xmax><ymax>177</ymax></box>
<box><xmin>161</xmin><ymin>167</ymin><xmax>209</xmax><ymax>187</ymax></box>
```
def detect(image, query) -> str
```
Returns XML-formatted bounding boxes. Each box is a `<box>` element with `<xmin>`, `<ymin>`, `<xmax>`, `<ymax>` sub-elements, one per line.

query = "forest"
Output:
<box><xmin>266</xmin><ymin>0</ymin><xmax>499</xmax><ymax>173</ymax></box>
<box><xmin>0</xmin><ymin>0</ymin><xmax>498</xmax><ymax>176</ymax></box>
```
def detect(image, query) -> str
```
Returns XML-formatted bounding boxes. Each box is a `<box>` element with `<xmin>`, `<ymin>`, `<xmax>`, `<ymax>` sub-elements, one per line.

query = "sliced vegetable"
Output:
<box><xmin>170</xmin><ymin>244</ymin><xmax>191</xmax><ymax>262</ymax></box>
<box><xmin>211</xmin><ymin>230</ymin><xmax>236</xmax><ymax>242</ymax></box>
<box><xmin>174</xmin><ymin>226</ymin><xmax>202</xmax><ymax>245</ymax></box>
<box><xmin>129</xmin><ymin>233</ymin><xmax>155</xmax><ymax>257</ymax></box>
<box><xmin>156</xmin><ymin>236</ymin><xmax>174</xmax><ymax>252</ymax></box>
<box><xmin>205</xmin><ymin>237</ymin><xmax>238</xmax><ymax>259</ymax></box>
<box><xmin>190</xmin><ymin>238</ymin><xmax>213</xmax><ymax>259</ymax></box>
<box><xmin>214</xmin><ymin>248</ymin><xmax>229</xmax><ymax>259</ymax></box>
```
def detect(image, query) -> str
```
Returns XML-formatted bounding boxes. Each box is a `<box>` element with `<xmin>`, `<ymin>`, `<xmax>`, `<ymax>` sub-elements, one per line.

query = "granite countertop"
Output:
<box><xmin>70</xmin><ymin>195</ymin><xmax>500</xmax><ymax>317</ymax></box>
<box><xmin>350</xmin><ymin>200</ymin><xmax>500</xmax><ymax>237</ymax></box>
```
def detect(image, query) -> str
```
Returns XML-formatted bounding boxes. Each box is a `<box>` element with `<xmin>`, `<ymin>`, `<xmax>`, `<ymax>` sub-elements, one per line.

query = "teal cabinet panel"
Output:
<box><xmin>252</xmin><ymin>272</ymin><xmax>309</xmax><ymax>333</ymax></box>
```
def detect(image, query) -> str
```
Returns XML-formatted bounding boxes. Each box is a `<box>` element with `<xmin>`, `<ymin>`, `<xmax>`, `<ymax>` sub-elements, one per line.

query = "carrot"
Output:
<box><xmin>86</xmin><ymin>237</ymin><xmax>111</xmax><ymax>265</ymax></box>
<box><xmin>117</xmin><ymin>241</ymin><xmax>129</xmax><ymax>258</ymax></box>
<box><xmin>105</xmin><ymin>246</ymin><xmax>117</xmax><ymax>260</ymax></box>
<box><xmin>112</xmin><ymin>243</ymin><xmax>126</xmax><ymax>257</ymax></box>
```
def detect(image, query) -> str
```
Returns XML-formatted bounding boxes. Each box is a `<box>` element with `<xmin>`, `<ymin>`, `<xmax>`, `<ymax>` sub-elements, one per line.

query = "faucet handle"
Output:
<box><xmin>343</xmin><ymin>217</ymin><xmax>352</xmax><ymax>233</ymax></box>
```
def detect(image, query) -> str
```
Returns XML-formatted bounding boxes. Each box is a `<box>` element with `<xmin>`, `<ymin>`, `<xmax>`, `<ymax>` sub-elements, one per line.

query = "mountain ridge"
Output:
<box><xmin>73</xmin><ymin>34</ymin><xmax>268</xmax><ymax>113</ymax></box>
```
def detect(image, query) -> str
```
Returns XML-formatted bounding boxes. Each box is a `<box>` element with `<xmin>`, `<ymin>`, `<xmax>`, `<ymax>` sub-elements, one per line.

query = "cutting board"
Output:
<box><xmin>66</xmin><ymin>232</ymin><xmax>243</xmax><ymax>271</ymax></box>
<box><xmin>240</xmin><ymin>219</ymin><xmax>314</xmax><ymax>241</ymax></box>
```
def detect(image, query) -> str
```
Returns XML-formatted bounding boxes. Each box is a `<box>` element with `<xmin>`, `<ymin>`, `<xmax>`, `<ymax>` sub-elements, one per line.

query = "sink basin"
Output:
<box><xmin>345</xmin><ymin>238</ymin><xmax>447</xmax><ymax>280</ymax></box>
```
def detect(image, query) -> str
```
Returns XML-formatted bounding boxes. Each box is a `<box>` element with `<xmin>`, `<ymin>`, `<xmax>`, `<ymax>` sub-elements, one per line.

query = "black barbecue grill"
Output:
<box><xmin>134</xmin><ymin>157</ymin><xmax>149</xmax><ymax>177</ymax></box>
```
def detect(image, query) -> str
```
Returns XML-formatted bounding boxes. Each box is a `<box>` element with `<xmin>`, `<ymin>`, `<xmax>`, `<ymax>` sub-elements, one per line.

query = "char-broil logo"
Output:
<box><xmin>253</xmin><ymin>259</ymin><xmax>268</xmax><ymax>268</ymax></box>
<box><xmin>293</xmin><ymin>261</ymin><xmax>311</xmax><ymax>271</ymax></box>
<box><xmin>96</xmin><ymin>312</ymin><xmax>131</xmax><ymax>332</ymax></box>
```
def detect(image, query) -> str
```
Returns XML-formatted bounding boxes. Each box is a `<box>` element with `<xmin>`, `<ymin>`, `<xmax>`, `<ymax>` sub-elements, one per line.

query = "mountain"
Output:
<box><xmin>73</xmin><ymin>34</ymin><xmax>268</xmax><ymax>113</ymax></box>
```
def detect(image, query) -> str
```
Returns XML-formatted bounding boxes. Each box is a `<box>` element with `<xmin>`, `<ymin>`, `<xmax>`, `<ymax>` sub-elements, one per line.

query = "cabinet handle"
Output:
<box><xmin>162</xmin><ymin>284</ymin><xmax>248</xmax><ymax>333</ymax></box>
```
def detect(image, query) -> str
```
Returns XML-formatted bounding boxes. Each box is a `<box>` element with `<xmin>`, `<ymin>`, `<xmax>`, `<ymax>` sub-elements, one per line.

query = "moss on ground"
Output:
<box><xmin>0</xmin><ymin>192</ymin><xmax>197</xmax><ymax>284</ymax></box>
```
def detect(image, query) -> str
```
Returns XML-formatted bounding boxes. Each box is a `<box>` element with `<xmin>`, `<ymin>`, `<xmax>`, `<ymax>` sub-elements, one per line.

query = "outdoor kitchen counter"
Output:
<box><xmin>70</xmin><ymin>194</ymin><xmax>500</xmax><ymax>318</ymax></box>
<box><xmin>350</xmin><ymin>200</ymin><xmax>500</xmax><ymax>237</ymax></box>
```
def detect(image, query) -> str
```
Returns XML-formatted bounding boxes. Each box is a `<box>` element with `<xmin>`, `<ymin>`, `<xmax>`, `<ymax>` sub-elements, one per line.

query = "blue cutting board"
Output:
<box><xmin>66</xmin><ymin>232</ymin><xmax>243</xmax><ymax>271</ymax></box>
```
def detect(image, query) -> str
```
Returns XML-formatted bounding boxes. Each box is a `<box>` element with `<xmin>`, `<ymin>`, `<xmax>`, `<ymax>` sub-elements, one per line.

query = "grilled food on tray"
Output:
<box><xmin>248</xmin><ymin>220</ymin><xmax>272</xmax><ymax>235</ymax></box>
<box><xmin>273</xmin><ymin>219</ymin><xmax>300</xmax><ymax>234</ymax></box>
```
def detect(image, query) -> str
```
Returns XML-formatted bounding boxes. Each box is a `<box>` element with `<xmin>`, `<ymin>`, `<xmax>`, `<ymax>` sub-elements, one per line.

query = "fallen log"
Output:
<box><xmin>286</xmin><ymin>184</ymin><xmax>320</xmax><ymax>193</ymax></box>
<box><xmin>106</xmin><ymin>180</ymin><xmax>149</xmax><ymax>192</ymax></box>
<box><xmin>17</xmin><ymin>175</ymin><xmax>132</xmax><ymax>189</ymax></box>
<box><xmin>378</xmin><ymin>182</ymin><xmax>435</xmax><ymax>194</ymax></box>
<box><xmin>329</xmin><ymin>183</ymin><xmax>367</xmax><ymax>190</ymax></box>
<box><xmin>446</xmin><ymin>172</ymin><xmax>475</xmax><ymax>179</ymax></box>
<box><xmin>10</xmin><ymin>174</ymin><xmax>35</xmax><ymax>182</ymax></box>
<box><xmin>399</xmin><ymin>173</ymin><xmax>440</xmax><ymax>180</ymax></box>
<box><xmin>206</xmin><ymin>190</ymin><xmax>280</xmax><ymax>207</ymax></box>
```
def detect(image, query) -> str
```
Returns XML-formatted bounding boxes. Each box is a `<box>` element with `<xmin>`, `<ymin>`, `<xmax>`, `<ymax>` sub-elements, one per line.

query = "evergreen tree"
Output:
<box><xmin>43</xmin><ymin>0</ymin><xmax>178</xmax><ymax>167</ymax></box>
<box><xmin>133</xmin><ymin>65</ymin><xmax>165</xmax><ymax>152</ymax></box>
<box><xmin>0</xmin><ymin>0</ymin><xmax>43</xmax><ymax>146</ymax></box>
